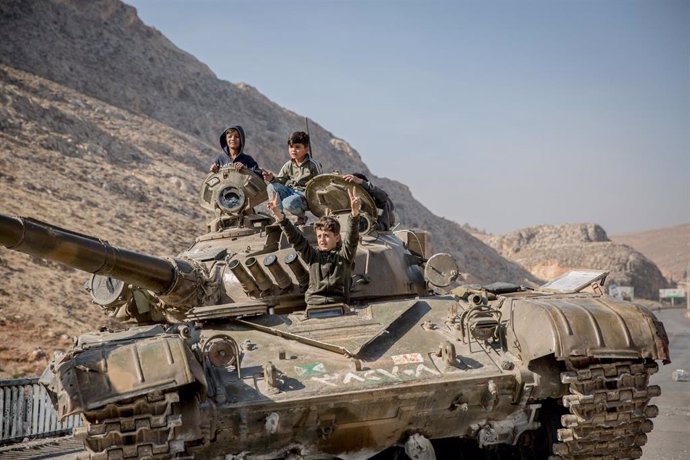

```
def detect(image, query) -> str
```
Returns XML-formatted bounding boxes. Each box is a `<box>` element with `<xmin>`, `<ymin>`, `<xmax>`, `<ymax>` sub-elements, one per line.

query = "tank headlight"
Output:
<box><xmin>204</xmin><ymin>335</ymin><xmax>240</xmax><ymax>369</ymax></box>
<box><xmin>86</xmin><ymin>274</ymin><xmax>128</xmax><ymax>308</ymax></box>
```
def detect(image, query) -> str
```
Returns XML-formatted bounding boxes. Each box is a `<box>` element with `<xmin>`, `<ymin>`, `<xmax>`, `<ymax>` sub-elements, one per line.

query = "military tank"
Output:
<box><xmin>0</xmin><ymin>168</ymin><xmax>670</xmax><ymax>459</ymax></box>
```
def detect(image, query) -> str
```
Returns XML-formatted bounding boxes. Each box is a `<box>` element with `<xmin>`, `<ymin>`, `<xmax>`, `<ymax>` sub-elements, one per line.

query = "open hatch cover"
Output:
<box><xmin>539</xmin><ymin>269</ymin><xmax>609</xmax><ymax>294</ymax></box>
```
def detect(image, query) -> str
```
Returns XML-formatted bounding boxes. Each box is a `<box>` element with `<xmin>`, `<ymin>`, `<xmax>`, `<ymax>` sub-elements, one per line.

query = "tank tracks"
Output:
<box><xmin>551</xmin><ymin>359</ymin><xmax>660</xmax><ymax>460</ymax></box>
<box><xmin>74</xmin><ymin>390</ymin><xmax>192</xmax><ymax>460</ymax></box>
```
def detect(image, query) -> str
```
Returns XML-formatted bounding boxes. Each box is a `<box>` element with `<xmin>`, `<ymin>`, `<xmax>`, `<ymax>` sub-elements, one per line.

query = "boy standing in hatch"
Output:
<box><xmin>262</xmin><ymin>131</ymin><xmax>321</xmax><ymax>225</ymax></box>
<box><xmin>268</xmin><ymin>188</ymin><xmax>361</xmax><ymax>306</ymax></box>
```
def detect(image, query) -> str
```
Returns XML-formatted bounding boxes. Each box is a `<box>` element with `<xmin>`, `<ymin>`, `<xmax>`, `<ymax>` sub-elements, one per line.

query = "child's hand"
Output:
<box><xmin>268</xmin><ymin>192</ymin><xmax>285</xmax><ymax>222</ymax></box>
<box><xmin>349</xmin><ymin>187</ymin><xmax>361</xmax><ymax>216</ymax></box>
<box><xmin>343</xmin><ymin>174</ymin><xmax>363</xmax><ymax>185</ymax></box>
<box><xmin>262</xmin><ymin>169</ymin><xmax>274</xmax><ymax>181</ymax></box>
<box><xmin>233</xmin><ymin>162</ymin><xmax>245</xmax><ymax>171</ymax></box>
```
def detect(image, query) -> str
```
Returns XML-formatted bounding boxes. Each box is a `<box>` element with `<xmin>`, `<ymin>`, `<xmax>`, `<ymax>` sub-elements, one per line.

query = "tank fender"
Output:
<box><xmin>503</xmin><ymin>296</ymin><xmax>670</xmax><ymax>363</ymax></box>
<box><xmin>45</xmin><ymin>334</ymin><xmax>207</xmax><ymax>418</ymax></box>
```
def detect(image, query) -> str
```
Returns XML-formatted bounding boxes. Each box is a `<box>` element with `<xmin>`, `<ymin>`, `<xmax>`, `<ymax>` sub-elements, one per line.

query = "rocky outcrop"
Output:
<box><xmin>612</xmin><ymin>224</ymin><xmax>690</xmax><ymax>283</ymax></box>
<box><xmin>487</xmin><ymin>224</ymin><xmax>669</xmax><ymax>299</ymax></box>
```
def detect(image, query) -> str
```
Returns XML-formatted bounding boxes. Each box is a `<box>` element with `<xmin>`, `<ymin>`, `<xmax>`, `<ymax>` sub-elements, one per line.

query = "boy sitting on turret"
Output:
<box><xmin>262</xmin><ymin>131</ymin><xmax>321</xmax><ymax>226</ymax></box>
<box><xmin>210</xmin><ymin>125</ymin><xmax>262</xmax><ymax>176</ymax></box>
<box><xmin>268</xmin><ymin>188</ymin><xmax>361</xmax><ymax>306</ymax></box>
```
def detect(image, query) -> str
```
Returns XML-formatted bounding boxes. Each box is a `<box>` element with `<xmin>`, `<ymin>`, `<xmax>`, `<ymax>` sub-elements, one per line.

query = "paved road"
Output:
<box><xmin>642</xmin><ymin>307</ymin><xmax>690</xmax><ymax>460</ymax></box>
<box><xmin>4</xmin><ymin>308</ymin><xmax>688</xmax><ymax>459</ymax></box>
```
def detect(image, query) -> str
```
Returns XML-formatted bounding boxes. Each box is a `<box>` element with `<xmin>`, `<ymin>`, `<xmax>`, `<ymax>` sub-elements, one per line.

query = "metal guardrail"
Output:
<box><xmin>0</xmin><ymin>377</ymin><xmax>82</xmax><ymax>445</ymax></box>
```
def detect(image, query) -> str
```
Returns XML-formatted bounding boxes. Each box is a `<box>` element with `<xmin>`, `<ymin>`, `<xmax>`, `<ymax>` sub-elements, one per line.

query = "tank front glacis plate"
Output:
<box><xmin>197</xmin><ymin>296</ymin><xmax>530</xmax><ymax>458</ymax></box>
<box><xmin>211</xmin><ymin>375</ymin><xmax>520</xmax><ymax>458</ymax></box>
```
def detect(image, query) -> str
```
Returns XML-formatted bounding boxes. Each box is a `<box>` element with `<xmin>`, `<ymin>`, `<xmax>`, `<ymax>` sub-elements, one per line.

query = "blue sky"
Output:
<box><xmin>126</xmin><ymin>0</ymin><xmax>689</xmax><ymax>234</ymax></box>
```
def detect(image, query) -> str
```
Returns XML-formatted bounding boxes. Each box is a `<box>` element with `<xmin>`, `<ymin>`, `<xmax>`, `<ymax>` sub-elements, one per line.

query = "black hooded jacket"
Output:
<box><xmin>213</xmin><ymin>125</ymin><xmax>262</xmax><ymax>176</ymax></box>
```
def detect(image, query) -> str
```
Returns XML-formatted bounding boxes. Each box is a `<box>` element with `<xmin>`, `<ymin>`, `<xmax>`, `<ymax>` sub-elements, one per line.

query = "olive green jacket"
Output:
<box><xmin>272</xmin><ymin>156</ymin><xmax>321</xmax><ymax>191</ymax></box>
<box><xmin>280</xmin><ymin>215</ymin><xmax>360</xmax><ymax>305</ymax></box>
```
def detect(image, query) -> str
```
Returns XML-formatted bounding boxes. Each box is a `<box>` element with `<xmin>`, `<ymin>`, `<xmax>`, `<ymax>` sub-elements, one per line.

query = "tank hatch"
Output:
<box><xmin>424</xmin><ymin>252</ymin><xmax>460</xmax><ymax>289</ymax></box>
<box><xmin>305</xmin><ymin>174</ymin><xmax>376</xmax><ymax>215</ymax></box>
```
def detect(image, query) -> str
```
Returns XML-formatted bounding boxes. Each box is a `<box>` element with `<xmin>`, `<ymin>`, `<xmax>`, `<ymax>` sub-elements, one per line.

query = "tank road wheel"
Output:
<box><xmin>549</xmin><ymin>359</ymin><xmax>660</xmax><ymax>460</ymax></box>
<box><xmin>74</xmin><ymin>388</ymin><xmax>209</xmax><ymax>459</ymax></box>
<box><xmin>514</xmin><ymin>398</ymin><xmax>567</xmax><ymax>460</ymax></box>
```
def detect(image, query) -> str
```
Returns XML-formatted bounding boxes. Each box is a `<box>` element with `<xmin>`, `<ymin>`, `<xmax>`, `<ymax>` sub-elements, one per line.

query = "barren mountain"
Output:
<box><xmin>486</xmin><ymin>224</ymin><xmax>669</xmax><ymax>299</ymax></box>
<box><xmin>611</xmin><ymin>224</ymin><xmax>690</xmax><ymax>283</ymax></box>
<box><xmin>0</xmin><ymin>0</ymin><xmax>536</xmax><ymax>377</ymax></box>
<box><xmin>0</xmin><ymin>0</ymin><xmax>534</xmax><ymax>285</ymax></box>
<box><xmin>0</xmin><ymin>65</ymin><xmax>210</xmax><ymax>377</ymax></box>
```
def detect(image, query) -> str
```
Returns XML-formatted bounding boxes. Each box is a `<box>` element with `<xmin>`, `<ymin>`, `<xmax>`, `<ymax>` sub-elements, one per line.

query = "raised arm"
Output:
<box><xmin>267</xmin><ymin>192</ymin><xmax>285</xmax><ymax>222</ymax></box>
<box><xmin>268</xmin><ymin>192</ymin><xmax>317</xmax><ymax>262</ymax></box>
<box><xmin>340</xmin><ymin>187</ymin><xmax>361</xmax><ymax>261</ymax></box>
<box><xmin>349</xmin><ymin>187</ymin><xmax>361</xmax><ymax>217</ymax></box>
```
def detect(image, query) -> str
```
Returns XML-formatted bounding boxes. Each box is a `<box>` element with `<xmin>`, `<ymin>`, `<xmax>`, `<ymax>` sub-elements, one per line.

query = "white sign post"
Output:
<box><xmin>659</xmin><ymin>288</ymin><xmax>687</xmax><ymax>307</ymax></box>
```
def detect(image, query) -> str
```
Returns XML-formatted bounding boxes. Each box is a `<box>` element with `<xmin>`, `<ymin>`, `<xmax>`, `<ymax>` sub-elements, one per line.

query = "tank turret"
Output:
<box><xmin>0</xmin><ymin>170</ymin><xmax>432</xmax><ymax>322</ymax></box>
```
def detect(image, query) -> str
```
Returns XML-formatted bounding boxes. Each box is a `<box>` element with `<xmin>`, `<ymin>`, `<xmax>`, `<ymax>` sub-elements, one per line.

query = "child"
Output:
<box><xmin>343</xmin><ymin>173</ymin><xmax>396</xmax><ymax>230</ymax></box>
<box><xmin>210</xmin><ymin>125</ymin><xmax>262</xmax><ymax>176</ymax></box>
<box><xmin>262</xmin><ymin>131</ymin><xmax>321</xmax><ymax>225</ymax></box>
<box><xmin>268</xmin><ymin>188</ymin><xmax>361</xmax><ymax>306</ymax></box>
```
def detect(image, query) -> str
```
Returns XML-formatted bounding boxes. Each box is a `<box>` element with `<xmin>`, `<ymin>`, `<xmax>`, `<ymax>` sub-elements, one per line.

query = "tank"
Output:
<box><xmin>0</xmin><ymin>168</ymin><xmax>670</xmax><ymax>460</ymax></box>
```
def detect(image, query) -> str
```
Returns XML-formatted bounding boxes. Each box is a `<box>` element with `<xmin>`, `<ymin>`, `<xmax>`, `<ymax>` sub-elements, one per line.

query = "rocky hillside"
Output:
<box><xmin>611</xmin><ymin>224</ymin><xmax>690</xmax><ymax>283</ymax></box>
<box><xmin>0</xmin><ymin>0</ymin><xmax>534</xmax><ymax>286</ymax></box>
<box><xmin>486</xmin><ymin>224</ymin><xmax>669</xmax><ymax>299</ymax></box>
<box><xmin>0</xmin><ymin>65</ymin><xmax>211</xmax><ymax>377</ymax></box>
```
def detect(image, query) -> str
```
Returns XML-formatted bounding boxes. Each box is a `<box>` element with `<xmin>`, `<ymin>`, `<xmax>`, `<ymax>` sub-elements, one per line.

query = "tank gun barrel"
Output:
<box><xmin>0</xmin><ymin>213</ymin><xmax>176</xmax><ymax>294</ymax></box>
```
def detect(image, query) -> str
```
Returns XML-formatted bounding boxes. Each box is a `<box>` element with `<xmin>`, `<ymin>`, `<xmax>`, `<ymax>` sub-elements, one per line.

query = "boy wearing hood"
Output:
<box><xmin>210</xmin><ymin>125</ymin><xmax>262</xmax><ymax>176</ymax></box>
<box><xmin>262</xmin><ymin>131</ymin><xmax>321</xmax><ymax>225</ymax></box>
<box><xmin>268</xmin><ymin>188</ymin><xmax>361</xmax><ymax>306</ymax></box>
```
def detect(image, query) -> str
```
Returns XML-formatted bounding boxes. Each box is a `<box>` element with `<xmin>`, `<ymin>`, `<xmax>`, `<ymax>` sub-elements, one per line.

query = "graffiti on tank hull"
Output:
<box><xmin>295</xmin><ymin>359</ymin><xmax>441</xmax><ymax>387</ymax></box>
